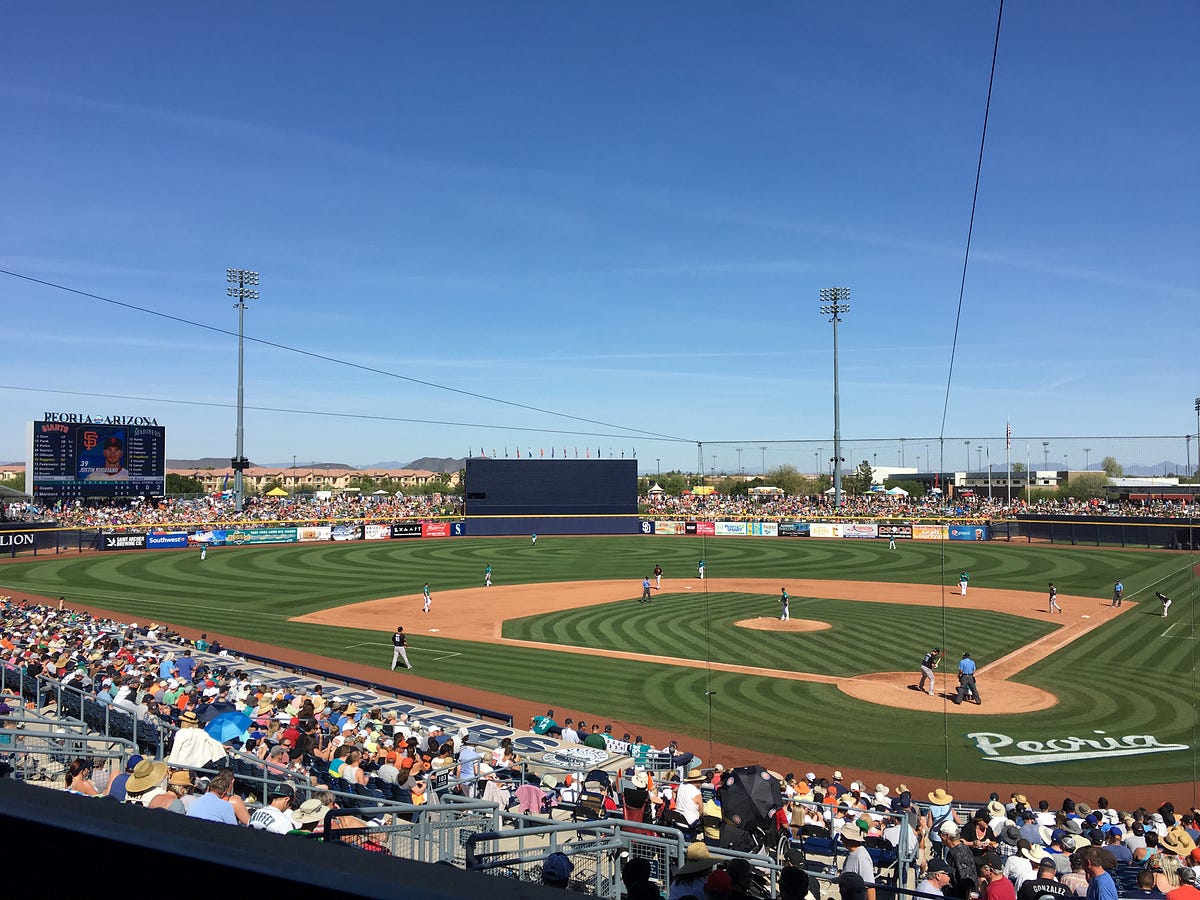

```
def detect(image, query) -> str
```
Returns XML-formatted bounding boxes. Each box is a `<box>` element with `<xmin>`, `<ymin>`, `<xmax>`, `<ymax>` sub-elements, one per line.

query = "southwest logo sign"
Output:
<box><xmin>968</xmin><ymin>730</ymin><xmax>1189</xmax><ymax>766</ymax></box>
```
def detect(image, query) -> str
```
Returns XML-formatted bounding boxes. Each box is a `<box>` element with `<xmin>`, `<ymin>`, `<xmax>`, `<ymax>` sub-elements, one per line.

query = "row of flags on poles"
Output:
<box><xmin>468</xmin><ymin>447</ymin><xmax>636</xmax><ymax>459</ymax></box>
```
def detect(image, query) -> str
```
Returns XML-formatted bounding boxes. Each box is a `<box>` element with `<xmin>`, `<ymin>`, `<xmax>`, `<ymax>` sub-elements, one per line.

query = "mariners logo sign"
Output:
<box><xmin>968</xmin><ymin>730</ymin><xmax>1188</xmax><ymax>766</ymax></box>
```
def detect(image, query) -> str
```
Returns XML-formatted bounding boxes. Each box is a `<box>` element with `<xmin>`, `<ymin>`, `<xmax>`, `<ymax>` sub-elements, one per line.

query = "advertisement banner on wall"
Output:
<box><xmin>778</xmin><ymin>522</ymin><xmax>811</xmax><ymax>537</ymax></box>
<box><xmin>146</xmin><ymin>531</ymin><xmax>188</xmax><ymax>549</ymax></box>
<box><xmin>297</xmin><ymin>526</ymin><xmax>332</xmax><ymax>543</ymax></box>
<box><xmin>332</xmin><ymin>524</ymin><xmax>363</xmax><ymax>541</ymax></box>
<box><xmin>949</xmin><ymin>524</ymin><xmax>989</xmax><ymax>541</ymax></box>
<box><xmin>809</xmin><ymin>523</ymin><xmax>838</xmax><ymax>538</ymax></box>
<box><xmin>684</xmin><ymin>522</ymin><xmax>697</xmax><ymax>534</ymax></box>
<box><xmin>695</xmin><ymin>521</ymin><xmax>716</xmax><ymax>535</ymax></box>
<box><xmin>639</xmin><ymin>520</ymin><xmax>656</xmax><ymax>535</ymax></box>
<box><xmin>364</xmin><ymin>523</ymin><xmax>391</xmax><ymax>541</ymax></box>
<box><xmin>100</xmin><ymin>532</ymin><xmax>147</xmax><ymax>551</ymax></box>
<box><xmin>913</xmin><ymin>524</ymin><xmax>949</xmax><ymax>541</ymax></box>
<box><xmin>390</xmin><ymin>523</ymin><xmax>422</xmax><ymax>539</ymax></box>
<box><xmin>715</xmin><ymin>521</ymin><xmax>747</xmax><ymax>535</ymax></box>
<box><xmin>0</xmin><ymin>530</ymin><xmax>37</xmax><ymax>551</ymax></box>
<box><xmin>877</xmin><ymin>523</ymin><xmax>913</xmax><ymax>539</ymax></box>
<box><xmin>421</xmin><ymin>522</ymin><xmax>452</xmax><ymax>538</ymax></box>
<box><xmin>760</xmin><ymin>522</ymin><xmax>778</xmax><ymax>537</ymax></box>
<box><xmin>841</xmin><ymin>523</ymin><xmax>878</xmax><ymax>539</ymax></box>
<box><xmin>226</xmin><ymin>527</ymin><xmax>297</xmax><ymax>545</ymax></box>
<box><xmin>655</xmin><ymin>521</ymin><xmax>686</xmax><ymax>535</ymax></box>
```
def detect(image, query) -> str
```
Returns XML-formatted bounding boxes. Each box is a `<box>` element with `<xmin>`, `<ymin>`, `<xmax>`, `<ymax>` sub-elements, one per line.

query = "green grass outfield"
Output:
<box><xmin>2</xmin><ymin>535</ymin><xmax>1197</xmax><ymax>788</ymax></box>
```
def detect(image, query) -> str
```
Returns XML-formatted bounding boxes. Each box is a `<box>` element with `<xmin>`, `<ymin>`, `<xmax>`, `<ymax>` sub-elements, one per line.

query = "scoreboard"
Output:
<box><xmin>25</xmin><ymin>418</ymin><xmax>166</xmax><ymax>500</ymax></box>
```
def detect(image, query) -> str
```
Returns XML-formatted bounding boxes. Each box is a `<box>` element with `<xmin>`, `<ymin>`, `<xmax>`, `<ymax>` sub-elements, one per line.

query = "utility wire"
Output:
<box><xmin>939</xmin><ymin>0</ymin><xmax>1005</xmax><ymax>787</ymax></box>
<box><xmin>938</xmin><ymin>0</ymin><xmax>1004</xmax><ymax>436</ymax></box>
<box><xmin>0</xmin><ymin>384</ymin><xmax>691</xmax><ymax>443</ymax></box>
<box><xmin>0</xmin><ymin>267</ymin><xmax>695</xmax><ymax>445</ymax></box>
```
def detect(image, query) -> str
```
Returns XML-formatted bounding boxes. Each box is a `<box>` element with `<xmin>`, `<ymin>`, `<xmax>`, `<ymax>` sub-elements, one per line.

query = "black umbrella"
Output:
<box><xmin>719</xmin><ymin>765</ymin><xmax>783</xmax><ymax>830</ymax></box>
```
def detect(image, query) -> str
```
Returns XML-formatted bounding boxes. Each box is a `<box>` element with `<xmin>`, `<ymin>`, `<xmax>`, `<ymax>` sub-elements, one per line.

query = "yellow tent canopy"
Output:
<box><xmin>265</xmin><ymin>487</ymin><xmax>288</xmax><ymax>496</ymax></box>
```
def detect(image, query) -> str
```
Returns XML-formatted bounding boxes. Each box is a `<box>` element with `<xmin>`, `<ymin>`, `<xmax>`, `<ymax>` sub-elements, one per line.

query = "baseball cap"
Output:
<box><xmin>543</xmin><ymin>852</ymin><xmax>573</xmax><ymax>883</ymax></box>
<box><xmin>268</xmin><ymin>783</ymin><xmax>296</xmax><ymax>801</ymax></box>
<box><xmin>926</xmin><ymin>859</ymin><xmax>950</xmax><ymax>874</ymax></box>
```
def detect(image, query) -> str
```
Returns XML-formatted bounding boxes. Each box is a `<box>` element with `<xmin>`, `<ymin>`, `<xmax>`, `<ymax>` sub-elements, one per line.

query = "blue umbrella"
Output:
<box><xmin>205</xmin><ymin>710</ymin><xmax>252</xmax><ymax>744</ymax></box>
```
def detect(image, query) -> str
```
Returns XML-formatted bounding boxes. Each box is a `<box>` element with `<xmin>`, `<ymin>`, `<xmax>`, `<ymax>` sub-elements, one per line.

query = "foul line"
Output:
<box><xmin>345</xmin><ymin>641</ymin><xmax>461</xmax><ymax>659</ymax></box>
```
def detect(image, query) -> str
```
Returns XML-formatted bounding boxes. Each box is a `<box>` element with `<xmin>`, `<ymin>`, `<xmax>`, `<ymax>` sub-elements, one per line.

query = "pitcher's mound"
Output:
<box><xmin>735</xmin><ymin>618</ymin><xmax>831</xmax><ymax>633</ymax></box>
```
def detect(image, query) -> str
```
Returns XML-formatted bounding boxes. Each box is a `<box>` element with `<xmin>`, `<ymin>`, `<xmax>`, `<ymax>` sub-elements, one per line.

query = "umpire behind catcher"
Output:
<box><xmin>953</xmin><ymin>652</ymin><xmax>981</xmax><ymax>705</ymax></box>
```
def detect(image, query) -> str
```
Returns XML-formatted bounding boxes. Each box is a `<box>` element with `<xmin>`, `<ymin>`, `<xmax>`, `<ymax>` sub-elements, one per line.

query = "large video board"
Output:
<box><xmin>464</xmin><ymin>458</ymin><xmax>637</xmax><ymax>516</ymax></box>
<box><xmin>25</xmin><ymin>416</ymin><xmax>166</xmax><ymax>500</ymax></box>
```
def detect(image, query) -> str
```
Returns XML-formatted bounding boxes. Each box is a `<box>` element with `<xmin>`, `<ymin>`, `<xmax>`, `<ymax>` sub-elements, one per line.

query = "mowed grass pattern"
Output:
<box><xmin>1</xmin><ymin>535</ymin><xmax>1196</xmax><ymax>786</ymax></box>
<box><xmin>504</xmin><ymin>593</ymin><xmax>1053</xmax><ymax>677</ymax></box>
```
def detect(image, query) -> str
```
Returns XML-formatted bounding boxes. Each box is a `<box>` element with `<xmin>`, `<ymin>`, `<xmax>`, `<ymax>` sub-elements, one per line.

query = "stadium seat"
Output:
<box><xmin>1115</xmin><ymin>864</ymin><xmax>1142</xmax><ymax>893</ymax></box>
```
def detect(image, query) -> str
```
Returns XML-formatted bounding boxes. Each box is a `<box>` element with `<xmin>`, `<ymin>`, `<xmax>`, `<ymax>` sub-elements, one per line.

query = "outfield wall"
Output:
<box><xmin>1001</xmin><ymin>516</ymin><xmax>1193</xmax><ymax>548</ymax></box>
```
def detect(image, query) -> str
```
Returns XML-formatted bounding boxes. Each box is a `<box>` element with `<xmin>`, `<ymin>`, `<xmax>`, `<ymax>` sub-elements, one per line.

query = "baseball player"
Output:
<box><xmin>918</xmin><ymin>647</ymin><xmax>941</xmax><ymax>696</ymax></box>
<box><xmin>422</xmin><ymin>582</ymin><xmax>432</xmax><ymax>613</ymax></box>
<box><xmin>958</xmin><ymin>571</ymin><xmax>969</xmax><ymax>596</ymax></box>
<box><xmin>390</xmin><ymin>626</ymin><xmax>411</xmax><ymax>670</ymax></box>
<box><xmin>779</xmin><ymin>588</ymin><xmax>790</xmax><ymax>621</ymax></box>
<box><xmin>1157</xmin><ymin>591</ymin><xmax>1172</xmax><ymax>618</ymax></box>
<box><xmin>1048</xmin><ymin>582</ymin><xmax>1062</xmax><ymax>614</ymax></box>
<box><xmin>484</xmin><ymin>564</ymin><xmax>492</xmax><ymax>587</ymax></box>
<box><xmin>698</xmin><ymin>558</ymin><xmax>705</xmax><ymax>580</ymax></box>
<box><xmin>200</xmin><ymin>544</ymin><xmax>207</xmax><ymax>561</ymax></box>
<box><xmin>654</xmin><ymin>564</ymin><xmax>663</xmax><ymax>590</ymax></box>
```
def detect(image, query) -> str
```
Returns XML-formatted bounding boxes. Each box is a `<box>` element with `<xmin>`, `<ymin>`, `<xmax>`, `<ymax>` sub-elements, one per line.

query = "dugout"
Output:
<box><xmin>464</xmin><ymin>458</ymin><xmax>639</xmax><ymax>535</ymax></box>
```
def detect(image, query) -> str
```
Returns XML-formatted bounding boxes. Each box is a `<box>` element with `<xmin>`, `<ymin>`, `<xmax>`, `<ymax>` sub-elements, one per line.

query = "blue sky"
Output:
<box><xmin>2</xmin><ymin>2</ymin><xmax>1196</xmax><ymax>474</ymax></box>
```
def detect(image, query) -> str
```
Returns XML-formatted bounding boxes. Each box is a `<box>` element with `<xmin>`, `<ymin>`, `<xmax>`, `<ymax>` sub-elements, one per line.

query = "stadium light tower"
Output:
<box><xmin>964</xmin><ymin>440</ymin><xmax>971</xmax><ymax>471</ymax></box>
<box><xmin>227</xmin><ymin>268</ymin><xmax>259</xmax><ymax>513</ymax></box>
<box><xmin>820</xmin><ymin>287</ymin><xmax>850</xmax><ymax>509</ymax></box>
<box><xmin>1083</xmin><ymin>447</ymin><xmax>1091</xmax><ymax>470</ymax></box>
<box><xmin>1042</xmin><ymin>441</ymin><xmax>1050</xmax><ymax>469</ymax></box>
<box><xmin>1195</xmin><ymin>398</ymin><xmax>1200</xmax><ymax>471</ymax></box>
<box><xmin>760</xmin><ymin>445</ymin><xmax>767</xmax><ymax>475</ymax></box>
<box><xmin>736</xmin><ymin>447</ymin><xmax>743</xmax><ymax>474</ymax></box>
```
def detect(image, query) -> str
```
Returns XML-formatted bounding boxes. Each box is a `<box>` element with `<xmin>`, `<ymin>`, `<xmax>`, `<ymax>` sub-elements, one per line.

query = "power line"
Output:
<box><xmin>0</xmin><ymin>384</ymin><xmax>692</xmax><ymax>443</ymax></box>
<box><xmin>938</xmin><ymin>0</ymin><xmax>1005</xmax><ymax>440</ymax></box>
<box><xmin>937</xmin><ymin>0</ymin><xmax>1005</xmax><ymax>787</ymax></box>
<box><xmin>0</xmin><ymin>267</ymin><xmax>694</xmax><ymax>444</ymax></box>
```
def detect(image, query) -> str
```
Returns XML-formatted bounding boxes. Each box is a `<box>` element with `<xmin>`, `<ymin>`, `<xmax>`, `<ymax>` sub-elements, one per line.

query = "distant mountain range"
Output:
<box><xmin>1124</xmin><ymin>462</ymin><xmax>1191</xmax><ymax>477</ymax></box>
<box><xmin>166</xmin><ymin>457</ymin><xmax>466</xmax><ymax>474</ymax></box>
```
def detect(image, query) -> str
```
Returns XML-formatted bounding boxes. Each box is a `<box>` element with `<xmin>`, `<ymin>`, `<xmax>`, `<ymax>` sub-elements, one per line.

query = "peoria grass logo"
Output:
<box><xmin>967</xmin><ymin>730</ymin><xmax>1189</xmax><ymax>766</ymax></box>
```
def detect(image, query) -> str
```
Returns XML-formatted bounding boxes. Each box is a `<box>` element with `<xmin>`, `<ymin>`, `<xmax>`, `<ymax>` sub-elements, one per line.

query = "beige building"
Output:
<box><xmin>168</xmin><ymin>465</ymin><xmax>457</xmax><ymax>494</ymax></box>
